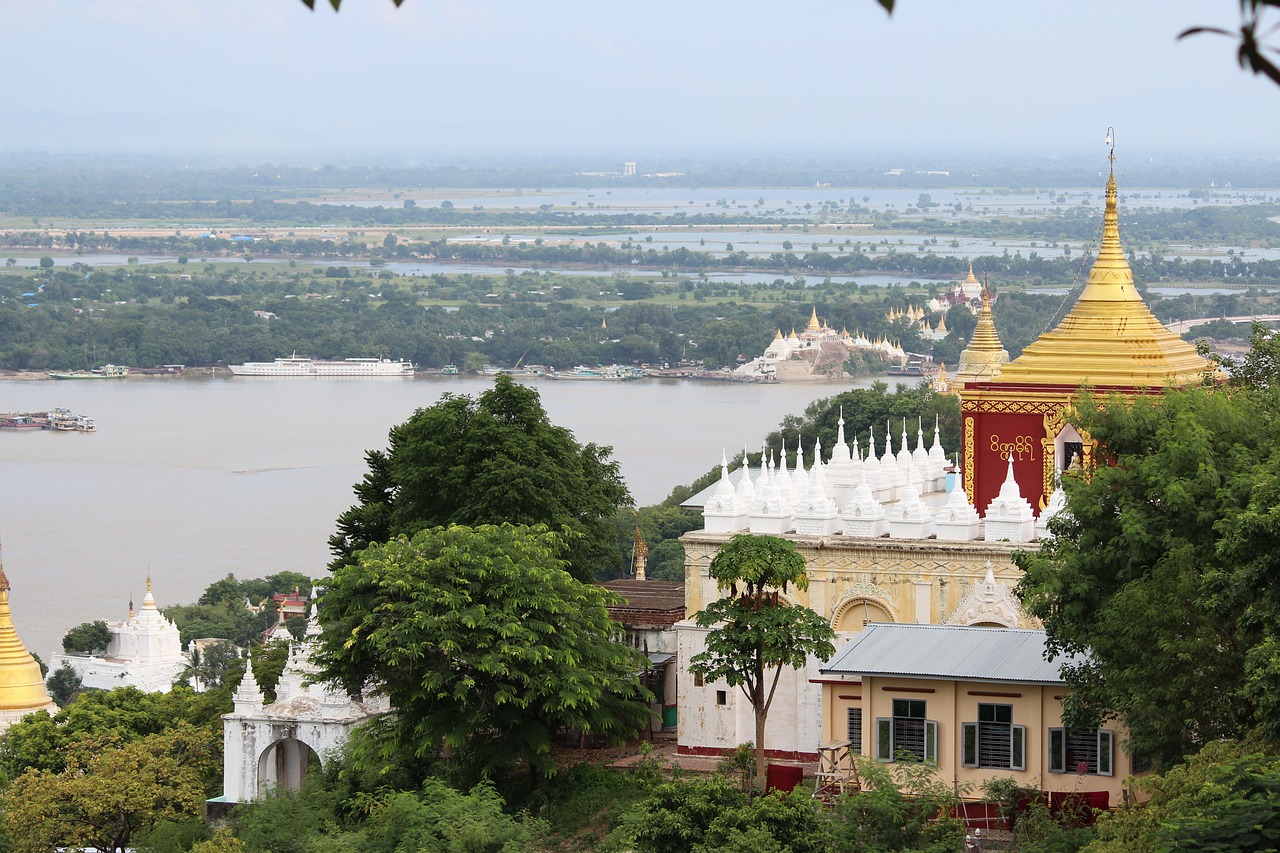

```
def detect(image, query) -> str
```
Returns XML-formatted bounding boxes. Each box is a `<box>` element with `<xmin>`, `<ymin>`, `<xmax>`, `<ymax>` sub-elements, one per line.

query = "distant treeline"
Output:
<box><xmin>3</xmin><ymin>156</ymin><xmax>1280</xmax><ymax>205</ymax></box>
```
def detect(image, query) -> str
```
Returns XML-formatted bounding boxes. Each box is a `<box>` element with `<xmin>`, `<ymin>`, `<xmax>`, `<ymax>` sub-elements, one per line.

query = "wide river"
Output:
<box><xmin>0</xmin><ymin>374</ymin><xmax>887</xmax><ymax>661</ymax></box>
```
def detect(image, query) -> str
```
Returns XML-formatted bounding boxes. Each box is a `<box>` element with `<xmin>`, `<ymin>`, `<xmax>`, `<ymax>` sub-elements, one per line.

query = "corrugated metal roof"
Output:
<box><xmin>820</xmin><ymin>623</ymin><xmax>1081</xmax><ymax>684</ymax></box>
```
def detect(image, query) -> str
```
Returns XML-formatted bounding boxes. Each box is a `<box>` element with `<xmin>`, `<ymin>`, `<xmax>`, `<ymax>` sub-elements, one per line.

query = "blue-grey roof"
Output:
<box><xmin>820</xmin><ymin>623</ymin><xmax>1080</xmax><ymax>684</ymax></box>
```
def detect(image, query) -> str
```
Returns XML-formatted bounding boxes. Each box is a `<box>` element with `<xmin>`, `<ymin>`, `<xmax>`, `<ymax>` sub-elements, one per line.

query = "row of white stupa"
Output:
<box><xmin>702</xmin><ymin>411</ymin><xmax>1066</xmax><ymax>543</ymax></box>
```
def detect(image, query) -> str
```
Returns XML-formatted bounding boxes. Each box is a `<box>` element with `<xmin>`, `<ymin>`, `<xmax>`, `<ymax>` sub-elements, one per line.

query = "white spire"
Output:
<box><xmin>704</xmin><ymin>448</ymin><xmax>744</xmax><ymax>532</ymax></box>
<box><xmin>233</xmin><ymin>666</ymin><xmax>265</xmax><ymax>712</ymax></box>
<box><xmin>928</xmin><ymin>413</ymin><xmax>947</xmax><ymax>480</ymax></box>
<box><xmin>1036</xmin><ymin>470</ymin><xmax>1068</xmax><ymax>540</ymax></box>
<box><xmin>984</xmin><ymin>455</ymin><xmax>1036</xmax><ymax>543</ymax></box>
<box><xmin>735</xmin><ymin>445</ymin><xmax>756</xmax><ymax>508</ymax></box>
<box><xmin>912</xmin><ymin>416</ymin><xmax>929</xmax><ymax>472</ymax></box>
<box><xmin>896</xmin><ymin>417</ymin><xmax>913</xmax><ymax>470</ymax></box>
<box><xmin>774</xmin><ymin>446</ymin><xmax>795</xmax><ymax>512</ymax></box>
<box><xmin>934</xmin><ymin>465</ymin><xmax>981</xmax><ymax>541</ymax></box>
<box><xmin>791</xmin><ymin>435</ymin><xmax>809</xmax><ymax>498</ymax></box>
<box><xmin>841</xmin><ymin>459</ymin><xmax>886</xmax><ymax>538</ymax></box>
<box><xmin>795</xmin><ymin>436</ymin><xmax>840</xmax><ymax>536</ymax></box>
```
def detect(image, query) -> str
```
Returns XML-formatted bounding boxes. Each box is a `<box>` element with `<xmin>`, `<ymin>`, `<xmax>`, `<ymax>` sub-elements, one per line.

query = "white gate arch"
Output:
<box><xmin>219</xmin><ymin>629</ymin><xmax>389</xmax><ymax>805</ymax></box>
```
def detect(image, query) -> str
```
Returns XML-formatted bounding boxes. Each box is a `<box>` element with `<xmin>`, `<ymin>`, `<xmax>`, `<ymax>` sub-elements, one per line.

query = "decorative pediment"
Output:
<box><xmin>944</xmin><ymin>563</ymin><xmax>1024</xmax><ymax>628</ymax></box>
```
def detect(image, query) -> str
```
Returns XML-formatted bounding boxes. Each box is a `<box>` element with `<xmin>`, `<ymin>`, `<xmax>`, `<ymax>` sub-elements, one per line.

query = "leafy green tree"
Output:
<box><xmin>689</xmin><ymin>534</ymin><xmax>836</xmax><ymax>785</ymax></box>
<box><xmin>1090</xmin><ymin>741</ymin><xmax>1280</xmax><ymax>852</ymax></box>
<box><xmin>0</xmin><ymin>686</ymin><xmax>229</xmax><ymax>779</ymax></box>
<box><xmin>605</xmin><ymin>776</ymin><xmax>829</xmax><ymax>853</ymax></box>
<box><xmin>328</xmin><ymin>374</ymin><xmax>630</xmax><ymax>582</ymax></box>
<box><xmin>1016</xmin><ymin>374</ymin><xmax>1280</xmax><ymax>764</ymax></box>
<box><xmin>181</xmin><ymin>640</ymin><xmax>240</xmax><ymax>691</ymax></box>
<box><xmin>301</xmin><ymin>779</ymin><xmax>549</xmax><ymax>853</ymax></box>
<box><xmin>1</xmin><ymin>725</ymin><xmax>220</xmax><ymax>853</ymax></box>
<box><xmin>45</xmin><ymin>662</ymin><xmax>82</xmax><ymax>707</ymax></box>
<box><xmin>61</xmin><ymin>619</ymin><xmax>111</xmax><ymax>655</ymax></box>
<box><xmin>314</xmin><ymin>524</ymin><xmax>651</xmax><ymax>780</ymax></box>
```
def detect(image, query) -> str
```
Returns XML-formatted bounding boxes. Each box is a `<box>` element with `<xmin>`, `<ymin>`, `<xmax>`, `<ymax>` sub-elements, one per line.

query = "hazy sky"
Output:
<box><xmin>3</xmin><ymin>0</ymin><xmax>1278</xmax><ymax>161</ymax></box>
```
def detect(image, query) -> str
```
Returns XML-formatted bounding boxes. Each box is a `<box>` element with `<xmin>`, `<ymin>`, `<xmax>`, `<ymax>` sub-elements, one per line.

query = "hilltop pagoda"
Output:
<box><xmin>0</xmin><ymin>543</ymin><xmax>59</xmax><ymax>732</ymax></box>
<box><xmin>960</xmin><ymin>155</ymin><xmax>1214</xmax><ymax>512</ymax></box>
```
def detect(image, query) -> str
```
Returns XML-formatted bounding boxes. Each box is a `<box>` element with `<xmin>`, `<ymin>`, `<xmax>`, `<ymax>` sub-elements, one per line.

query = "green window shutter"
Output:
<box><xmin>1097</xmin><ymin>729</ymin><xmax>1114</xmax><ymax>776</ymax></box>
<box><xmin>1048</xmin><ymin>727</ymin><xmax>1066</xmax><ymax>773</ymax></box>
<box><xmin>1012</xmin><ymin>725</ymin><xmax>1026</xmax><ymax>771</ymax></box>
<box><xmin>876</xmin><ymin>718</ymin><xmax>892</xmax><ymax>761</ymax></box>
<box><xmin>924</xmin><ymin>720</ymin><xmax>938</xmax><ymax>763</ymax></box>
<box><xmin>961</xmin><ymin>722</ymin><xmax>978</xmax><ymax>767</ymax></box>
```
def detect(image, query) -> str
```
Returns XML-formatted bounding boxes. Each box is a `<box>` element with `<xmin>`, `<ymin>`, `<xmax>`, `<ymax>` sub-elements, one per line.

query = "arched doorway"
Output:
<box><xmin>833</xmin><ymin>598</ymin><xmax>894</xmax><ymax>634</ymax></box>
<box><xmin>256</xmin><ymin>737</ymin><xmax>321</xmax><ymax>797</ymax></box>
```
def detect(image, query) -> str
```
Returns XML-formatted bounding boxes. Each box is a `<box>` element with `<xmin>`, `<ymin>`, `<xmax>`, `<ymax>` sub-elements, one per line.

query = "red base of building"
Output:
<box><xmin>677</xmin><ymin>744</ymin><xmax>820</xmax><ymax>762</ymax></box>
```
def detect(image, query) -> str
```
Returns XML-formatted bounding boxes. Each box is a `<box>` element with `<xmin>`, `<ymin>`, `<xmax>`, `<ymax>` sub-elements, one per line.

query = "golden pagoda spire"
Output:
<box><xmin>631</xmin><ymin>510</ymin><xmax>648</xmax><ymax>581</ymax></box>
<box><xmin>0</xmin><ymin>539</ymin><xmax>60</xmax><ymax>714</ymax></box>
<box><xmin>954</xmin><ymin>282</ymin><xmax>1010</xmax><ymax>387</ymax></box>
<box><xmin>980</xmin><ymin>132</ymin><xmax>1212</xmax><ymax>388</ymax></box>
<box><xmin>807</xmin><ymin>305</ymin><xmax>820</xmax><ymax>332</ymax></box>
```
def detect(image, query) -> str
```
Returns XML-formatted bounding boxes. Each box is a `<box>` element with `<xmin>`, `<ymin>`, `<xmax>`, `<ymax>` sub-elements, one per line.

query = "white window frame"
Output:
<box><xmin>1048</xmin><ymin>727</ymin><xmax>1114</xmax><ymax>776</ymax></box>
<box><xmin>961</xmin><ymin>704</ymin><xmax>1026</xmax><ymax>771</ymax></box>
<box><xmin>876</xmin><ymin>699</ymin><xmax>938</xmax><ymax>763</ymax></box>
<box><xmin>846</xmin><ymin>707</ymin><xmax>863</xmax><ymax>754</ymax></box>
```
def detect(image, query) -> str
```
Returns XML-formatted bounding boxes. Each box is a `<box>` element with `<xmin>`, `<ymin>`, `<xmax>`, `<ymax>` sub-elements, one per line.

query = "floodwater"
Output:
<box><xmin>0</xmin><ymin>373</ymin><xmax>892</xmax><ymax>660</ymax></box>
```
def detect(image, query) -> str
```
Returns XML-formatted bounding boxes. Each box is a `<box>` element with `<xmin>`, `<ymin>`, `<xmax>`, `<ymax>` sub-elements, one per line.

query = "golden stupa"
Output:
<box><xmin>984</xmin><ymin>166</ymin><xmax>1210</xmax><ymax>388</ymax></box>
<box><xmin>954</xmin><ymin>285</ymin><xmax>1010</xmax><ymax>388</ymax></box>
<box><xmin>0</xmin><ymin>544</ymin><xmax>59</xmax><ymax>725</ymax></box>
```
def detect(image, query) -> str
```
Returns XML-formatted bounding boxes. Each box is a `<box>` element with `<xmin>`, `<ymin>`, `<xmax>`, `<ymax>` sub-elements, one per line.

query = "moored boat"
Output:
<box><xmin>228</xmin><ymin>356</ymin><xmax>414</xmax><ymax>377</ymax></box>
<box><xmin>546</xmin><ymin>365</ymin><xmax>642</xmax><ymax>381</ymax></box>
<box><xmin>47</xmin><ymin>364</ymin><xmax>129</xmax><ymax>380</ymax></box>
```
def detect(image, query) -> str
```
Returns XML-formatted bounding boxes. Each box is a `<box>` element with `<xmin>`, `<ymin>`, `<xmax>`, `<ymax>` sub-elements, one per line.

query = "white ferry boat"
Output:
<box><xmin>227</xmin><ymin>356</ymin><xmax>414</xmax><ymax>377</ymax></box>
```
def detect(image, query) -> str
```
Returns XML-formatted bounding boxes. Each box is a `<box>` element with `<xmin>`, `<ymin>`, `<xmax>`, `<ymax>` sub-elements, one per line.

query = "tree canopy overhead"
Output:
<box><xmin>314</xmin><ymin>523</ymin><xmax>651</xmax><ymax>780</ymax></box>
<box><xmin>1017</xmin><ymin>331</ymin><xmax>1280</xmax><ymax>765</ymax></box>
<box><xmin>329</xmin><ymin>374</ymin><xmax>630</xmax><ymax>582</ymax></box>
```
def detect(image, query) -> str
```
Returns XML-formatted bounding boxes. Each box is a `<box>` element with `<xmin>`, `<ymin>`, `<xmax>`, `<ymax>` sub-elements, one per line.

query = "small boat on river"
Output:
<box><xmin>47</xmin><ymin>364</ymin><xmax>130</xmax><ymax>380</ymax></box>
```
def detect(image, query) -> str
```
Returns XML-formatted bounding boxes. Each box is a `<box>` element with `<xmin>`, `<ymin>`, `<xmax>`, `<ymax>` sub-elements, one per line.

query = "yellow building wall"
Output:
<box><xmin>820</xmin><ymin>675</ymin><xmax>1133</xmax><ymax>803</ymax></box>
<box><xmin>682</xmin><ymin>532</ymin><xmax>1036</xmax><ymax>631</ymax></box>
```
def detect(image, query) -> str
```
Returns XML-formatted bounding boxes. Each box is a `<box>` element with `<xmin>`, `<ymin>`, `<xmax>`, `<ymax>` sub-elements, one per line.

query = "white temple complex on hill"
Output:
<box><xmin>675</xmin><ymin>152</ymin><xmax>1213</xmax><ymax>806</ymax></box>
<box><xmin>49</xmin><ymin>577</ymin><xmax>188</xmax><ymax>693</ymax></box>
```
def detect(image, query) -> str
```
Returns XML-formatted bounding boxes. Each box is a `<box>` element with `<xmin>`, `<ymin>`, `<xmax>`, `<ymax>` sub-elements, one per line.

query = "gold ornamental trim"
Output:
<box><xmin>963</xmin><ymin>416</ymin><xmax>975</xmax><ymax>503</ymax></box>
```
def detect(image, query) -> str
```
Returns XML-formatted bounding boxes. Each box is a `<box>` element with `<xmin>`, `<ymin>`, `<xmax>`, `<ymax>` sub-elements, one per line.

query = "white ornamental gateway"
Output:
<box><xmin>213</xmin><ymin>607</ymin><xmax>388</xmax><ymax>813</ymax></box>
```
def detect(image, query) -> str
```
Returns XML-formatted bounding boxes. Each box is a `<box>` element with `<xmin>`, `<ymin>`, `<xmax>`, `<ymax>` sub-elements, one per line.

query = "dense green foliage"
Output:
<box><xmin>1</xmin><ymin>725</ymin><xmax>221</xmax><ymax>853</ymax></box>
<box><xmin>314</xmin><ymin>524</ymin><xmax>651</xmax><ymax>780</ymax></box>
<box><xmin>329</xmin><ymin>375</ymin><xmax>630</xmax><ymax>582</ymax></box>
<box><xmin>162</xmin><ymin>571</ymin><xmax>312</xmax><ymax>648</ymax></box>
<box><xmin>60</xmin><ymin>619</ymin><xmax>110</xmax><ymax>654</ymax></box>
<box><xmin>1017</xmin><ymin>327</ymin><xmax>1280</xmax><ymax>765</ymax></box>
<box><xmin>689</xmin><ymin>534</ymin><xmax>836</xmax><ymax>783</ymax></box>
<box><xmin>0</xmin><ymin>685</ymin><xmax>229</xmax><ymax>778</ymax></box>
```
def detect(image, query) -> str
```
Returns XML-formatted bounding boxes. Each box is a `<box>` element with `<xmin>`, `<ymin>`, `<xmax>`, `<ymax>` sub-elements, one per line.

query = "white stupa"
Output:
<box><xmin>983</xmin><ymin>456</ymin><xmax>1036</xmax><ymax>543</ymax></box>
<box><xmin>934</xmin><ymin>465</ymin><xmax>982</xmax><ymax>541</ymax></box>
<box><xmin>50</xmin><ymin>577</ymin><xmax>187</xmax><ymax>693</ymax></box>
<box><xmin>887</xmin><ymin>462</ymin><xmax>935</xmax><ymax>540</ymax></box>
<box><xmin>703</xmin><ymin>449</ymin><xmax>748</xmax><ymax>533</ymax></box>
<box><xmin>795</xmin><ymin>437</ymin><xmax>841</xmax><ymax>536</ymax></box>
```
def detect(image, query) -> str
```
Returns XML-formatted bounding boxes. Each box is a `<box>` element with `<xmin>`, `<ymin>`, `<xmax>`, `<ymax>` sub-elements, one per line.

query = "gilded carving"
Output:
<box><xmin>963</xmin><ymin>416</ymin><xmax>975</xmax><ymax>502</ymax></box>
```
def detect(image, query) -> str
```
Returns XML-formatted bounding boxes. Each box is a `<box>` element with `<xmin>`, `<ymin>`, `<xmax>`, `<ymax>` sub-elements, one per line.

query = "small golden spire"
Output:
<box><xmin>807</xmin><ymin>305</ymin><xmax>820</xmax><ymax>332</ymax></box>
<box><xmin>146</xmin><ymin>575</ymin><xmax>152</xmax><ymax>594</ymax></box>
<box><xmin>631</xmin><ymin>509</ymin><xmax>648</xmax><ymax>581</ymax></box>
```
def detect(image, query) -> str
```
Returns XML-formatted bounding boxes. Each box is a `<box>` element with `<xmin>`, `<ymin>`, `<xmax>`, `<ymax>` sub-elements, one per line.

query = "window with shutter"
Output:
<box><xmin>846</xmin><ymin>708</ymin><xmax>863</xmax><ymax>754</ymax></box>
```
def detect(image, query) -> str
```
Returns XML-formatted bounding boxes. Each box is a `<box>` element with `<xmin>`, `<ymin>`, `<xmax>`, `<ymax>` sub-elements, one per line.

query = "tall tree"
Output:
<box><xmin>1016</xmin><ymin>370</ymin><xmax>1280</xmax><ymax>765</ymax></box>
<box><xmin>1</xmin><ymin>725</ymin><xmax>220</xmax><ymax>853</ymax></box>
<box><xmin>313</xmin><ymin>523</ymin><xmax>651</xmax><ymax>780</ymax></box>
<box><xmin>328</xmin><ymin>374</ymin><xmax>630</xmax><ymax>582</ymax></box>
<box><xmin>689</xmin><ymin>534</ymin><xmax>836</xmax><ymax>785</ymax></box>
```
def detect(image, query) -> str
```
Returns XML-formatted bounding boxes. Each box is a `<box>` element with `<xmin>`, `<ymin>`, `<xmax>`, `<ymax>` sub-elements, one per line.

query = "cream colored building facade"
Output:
<box><xmin>819</xmin><ymin>624</ymin><xmax>1133</xmax><ymax>806</ymax></box>
<box><xmin>676</xmin><ymin>531</ymin><xmax>1034</xmax><ymax>759</ymax></box>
